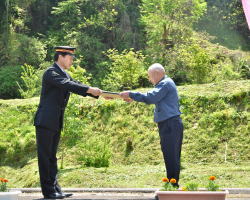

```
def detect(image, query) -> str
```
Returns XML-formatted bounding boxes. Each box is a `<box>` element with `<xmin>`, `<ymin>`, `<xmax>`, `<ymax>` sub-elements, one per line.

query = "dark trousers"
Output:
<box><xmin>36</xmin><ymin>126</ymin><xmax>62</xmax><ymax>196</ymax></box>
<box><xmin>158</xmin><ymin>116</ymin><xmax>183</xmax><ymax>185</ymax></box>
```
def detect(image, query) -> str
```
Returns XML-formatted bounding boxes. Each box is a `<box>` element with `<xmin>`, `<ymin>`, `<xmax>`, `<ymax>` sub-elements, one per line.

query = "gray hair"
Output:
<box><xmin>148</xmin><ymin>63</ymin><xmax>165</xmax><ymax>73</ymax></box>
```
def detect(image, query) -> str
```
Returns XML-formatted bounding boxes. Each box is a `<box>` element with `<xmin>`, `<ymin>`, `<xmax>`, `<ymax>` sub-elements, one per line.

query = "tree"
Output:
<box><xmin>140</xmin><ymin>0</ymin><xmax>207</xmax><ymax>64</ymax></box>
<box><xmin>48</xmin><ymin>0</ymin><xmax>119</xmax><ymax>70</ymax></box>
<box><xmin>0</xmin><ymin>0</ymin><xmax>40</xmax><ymax>66</ymax></box>
<box><xmin>113</xmin><ymin>0</ymin><xmax>146</xmax><ymax>51</ymax></box>
<box><xmin>198</xmin><ymin>0</ymin><xmax>250</xmax><ymax>50</ymax></box>
<box><xmin>47</xmin><ymin>0</ymin><xmax>146</xmax><ymax>75</ymax></box>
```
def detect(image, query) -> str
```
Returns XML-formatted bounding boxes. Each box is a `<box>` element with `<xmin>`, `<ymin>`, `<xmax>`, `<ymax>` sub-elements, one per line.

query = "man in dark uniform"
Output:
<box><xmin>34</xmin><ymin>46</ymin><xmax>102</xmax><ymax>199</ymax></box>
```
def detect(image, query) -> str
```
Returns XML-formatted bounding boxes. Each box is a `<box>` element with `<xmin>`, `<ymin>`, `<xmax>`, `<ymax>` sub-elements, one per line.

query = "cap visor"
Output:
<box><xmin>68</xmin><ymin>53</ymin><xmax>76</xmax><ymax>58</ymax></box>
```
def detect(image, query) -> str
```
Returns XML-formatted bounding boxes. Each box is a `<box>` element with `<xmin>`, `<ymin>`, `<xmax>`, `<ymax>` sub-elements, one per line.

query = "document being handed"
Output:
<box><xmin>101</xmin><ymin>91</ymin><xmax>121</xmax><ymax>99</ymax></box>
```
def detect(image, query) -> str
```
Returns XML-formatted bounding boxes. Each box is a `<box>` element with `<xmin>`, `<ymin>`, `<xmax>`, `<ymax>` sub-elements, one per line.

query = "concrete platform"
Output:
<box><xmin>11</xmin><ymin>188</ymin><xmax>250</xmax><ymax>194</ymax></box>
<box><xmin>17</xmin><ymin>192</ymin><xmax>250</xmax><ymax>200</ymax></box>
<box><xmin>10</xmin><ymin>188</ymin><xmax>250</xmax><ymax>200</ymax></box>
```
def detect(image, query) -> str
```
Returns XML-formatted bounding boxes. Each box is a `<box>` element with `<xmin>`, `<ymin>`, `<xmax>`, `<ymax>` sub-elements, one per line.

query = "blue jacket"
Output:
<box><xmin>129</xmin><ymin>76</ymin><xmax>181</xmax><ymax>123</ymax></box>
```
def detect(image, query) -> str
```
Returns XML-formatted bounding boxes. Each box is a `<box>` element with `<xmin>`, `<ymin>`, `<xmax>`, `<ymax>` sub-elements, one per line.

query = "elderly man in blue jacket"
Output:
<box><xmin>120</xmin><ymin>63</ymin><xmax>183</xmax><ymax>187</ymax></box>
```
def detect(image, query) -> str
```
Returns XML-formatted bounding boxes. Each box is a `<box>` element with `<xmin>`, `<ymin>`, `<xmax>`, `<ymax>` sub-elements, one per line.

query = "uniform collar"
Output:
<box><xmin>55</xmin><ymin>62</ymin><xmax>66</xmax><ymax>74</ymax></box>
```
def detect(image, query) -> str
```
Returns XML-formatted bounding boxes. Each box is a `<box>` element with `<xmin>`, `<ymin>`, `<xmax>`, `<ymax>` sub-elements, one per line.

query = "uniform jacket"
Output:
<box><xmin>129</xmin><ymin>76</ymin><xmax>181</xmax><ymax>123</ymax></box>
<box><xmin>34</xmin><ymin>63</ymin><xmax>95</xmax><ymax>131</ymax></box>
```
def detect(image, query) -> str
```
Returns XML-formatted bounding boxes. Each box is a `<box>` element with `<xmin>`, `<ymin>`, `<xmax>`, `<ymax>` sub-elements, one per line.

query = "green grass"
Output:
<box><xmin>0</xmin><ymin>159</ymin><xmax>249</xmax><ymax>188</ymax></box>
<box><xmin>0</xmin><ymin>97</ymin><xmax>39</xmax><ymax>106</ymax></box>
<box><xmin>0</xmin><ymin>80</ymin><xmax>249</xmax><ymax>188</ymax></box>
<box><xmin>178</xmin><ymin>80</ymin><xmax>250</xmax><ymax>97</ymax></box>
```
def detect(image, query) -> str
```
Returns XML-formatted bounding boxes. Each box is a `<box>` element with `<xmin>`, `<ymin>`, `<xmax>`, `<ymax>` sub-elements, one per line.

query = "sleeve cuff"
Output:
<box><xmin>129</xmin><ymin>92</ymin><xmax>135</xmax><ymax>99</ymax></box>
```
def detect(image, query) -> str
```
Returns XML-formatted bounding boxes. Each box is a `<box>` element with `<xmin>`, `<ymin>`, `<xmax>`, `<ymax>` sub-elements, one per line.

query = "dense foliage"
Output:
<box><xmin>0</xmin><ymin>0</ymin><xmax>249</xmax><ymax>189</ymax></box>
<box><xmin>0</xmin><ymin>66</ymin><xmax>23</xmax><ymax>99</ymax></box>
<box><xmin>197</xmin><ymin>0</ymin><xmax>250</xmax><ymax>50</ymax></box>
<box><xmin>0</xmin><ymin>0</ymin><xmax>249</xmax><ymax>98</ymax></box>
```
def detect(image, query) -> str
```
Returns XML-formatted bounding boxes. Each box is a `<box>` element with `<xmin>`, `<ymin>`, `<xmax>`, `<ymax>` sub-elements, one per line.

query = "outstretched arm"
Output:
<box><xmin>45</xmin><ymin>69</ymin><xmax>102</xmax><ymax>97</ymax></box>
<box><xmin>120</xmin><ymin>82</ymin><xmax>169</xmax><ymax>104</ymax></box>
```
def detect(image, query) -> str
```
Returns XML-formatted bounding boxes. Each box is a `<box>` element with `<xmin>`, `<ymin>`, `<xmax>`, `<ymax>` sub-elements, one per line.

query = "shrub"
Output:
<box><xmin>7</xmin><ymin>34</ymin><xmax>46</xmax><ymax>67</ymax></box>
<box><xmin>166</xmin><ymin>42</ymin><xmax>241</xmax><ymax>84</ymax></box>
<box><xmin>18</xmin><ymin>64</ymin><xmax>43</xmax><ymax>98</ymax></box>
<box><xmin>0</xmin><ymin>104</ymin><xmax>37</xmax><ymax>166</ymax></box>
<box><xmin>76</xmin><ymin>137</ymin><xmax>111</xmax><ymax>168</ymax></box>
<box><xmin>101</xmin><ymin>49</ymin><xmax>148</xmax><ymax>91</ymax></box>
<box><xmin>167</xmin><ymin>43</ymin><xmax>214</xmax><ymax>84</ymax></box>
<box><xmin>0</xmin><ymin>66</ymin><xmax>23</xmax><ymax>99</ymax></box>
<box><xmin>238</xmin><ymin>59</ymin><xmax>250</xmax><ymax>79</ymax></box>
<box><xmin>68</xmin><ymin>65</ymin><xmax>91</xmax><ymax>85</ymax></box>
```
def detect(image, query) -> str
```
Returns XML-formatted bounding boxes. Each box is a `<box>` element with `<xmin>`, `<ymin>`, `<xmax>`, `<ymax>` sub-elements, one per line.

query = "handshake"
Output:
<box><xmin>87</xmin><ymin>87</ymin><xmax>133</xmax><ymax>102</ymax></box>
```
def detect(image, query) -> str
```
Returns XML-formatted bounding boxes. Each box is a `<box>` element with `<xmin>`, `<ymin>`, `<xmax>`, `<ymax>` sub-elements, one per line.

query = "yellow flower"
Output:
<box><xmin>162</xmin><ymin>177</ymin><xmax>169</xmax><ymax>182</ymax></box>
<box><xmin>209</xmin><ymin>176</ymin><xmax>216</xmax><ymax>181</ymax></box>
<box><xmin>170</xmin><ymin>178</ymin><xmax>177</xmax><ymax>184</ymax></box>
<box><xmin>181</xmin><ymin>187</ymin><xmax>187</xmax><ymax>191</ymax></box>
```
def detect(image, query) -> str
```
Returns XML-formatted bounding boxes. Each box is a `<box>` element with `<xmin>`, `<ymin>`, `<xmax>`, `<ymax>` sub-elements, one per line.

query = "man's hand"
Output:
<box><xmin>120</xmin><ymin>91</ymin><xmax>130</xmax><ymax>99</ymax></box>
<box><xmin>87</xmin><ymin>87</ymin><xmax>102</xmax><ymax>96</ymax></box>
<box><xmin>120</xmin><ymin>91</ymin><xmax>133</xmax><ymax>103</ymax></box>
<box><xmin>123</xmin><ymin>98</ymin><xmax>133</xmax><ymax>103</ymax></box>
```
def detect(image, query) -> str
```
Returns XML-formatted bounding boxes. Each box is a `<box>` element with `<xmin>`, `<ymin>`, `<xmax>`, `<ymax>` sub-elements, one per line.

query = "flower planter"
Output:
<box><xmin>155</xmin><ymin>190</ymin><xmax>228</xmax><ymax>200</ymax></box>
<box><xmin>0</xmin><ymin>191</ymin><xmax>21</xmax><ymax>200</ymax></box>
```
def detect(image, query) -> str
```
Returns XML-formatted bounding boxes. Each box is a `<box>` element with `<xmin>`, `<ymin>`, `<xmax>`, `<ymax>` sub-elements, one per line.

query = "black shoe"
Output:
<box><xmin>44</xmin><ymin>192</ymin><xmax>65</xmax><ymax>199</ymax></box>
<box><xmin>61</xmin><ymin>193</ymin><xmax>73</xmax><ymax>198</ymax></box>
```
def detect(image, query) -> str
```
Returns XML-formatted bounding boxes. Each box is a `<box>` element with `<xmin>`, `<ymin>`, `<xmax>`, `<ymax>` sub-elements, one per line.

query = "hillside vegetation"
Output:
<box><xmin>0</xmin><ymin>0</ymin><xmax>249</xmax><ymax>189</ymax></box>
<box><xmin>0</xmin><ymin>80</ymin><xmax>249</xmax><ymax>188</ymax></box>
<box><xmin>1</xmin><ymin>0</ymin><xmax>250</xmax><ymax>99</ymax></box>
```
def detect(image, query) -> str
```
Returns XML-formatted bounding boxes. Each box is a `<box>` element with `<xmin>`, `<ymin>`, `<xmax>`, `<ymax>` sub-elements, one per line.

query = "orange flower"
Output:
<box><xmin>162</xmin><ymin>177</ymin><xmax>169</xmax><ymax>182</ymax></box>
<box><xmin>170</xmin><ymin>178</ymin><xmax>177</xmax><ymax>184</ymax></box>
<box><xmin>0</xmin><ymin>178</ymin><xmax>8</xmax><ymax>183</ymax></box>
<box><xmin>209</xmin><ymin>176</ymin><xmax>216</xmax><ymax>181</ymax></box>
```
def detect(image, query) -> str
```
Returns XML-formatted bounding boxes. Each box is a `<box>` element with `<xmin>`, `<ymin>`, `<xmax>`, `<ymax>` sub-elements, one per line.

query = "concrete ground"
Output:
<box><xmin>12</xmin><ymin>188</ymin><xmax>250</xmax><ymax>200</ymax></box>
<box><xmin>18</xmin><ymin>192</ymin><xmax>250</xmax><ymax>200</ymax></box>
